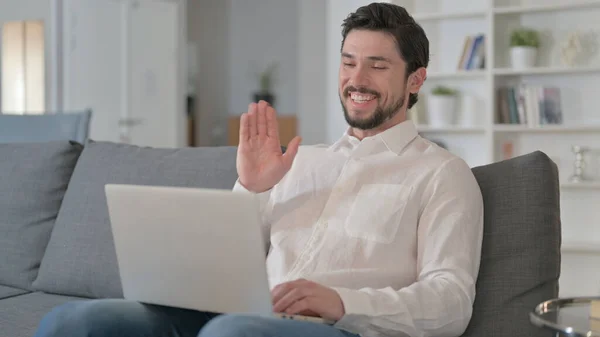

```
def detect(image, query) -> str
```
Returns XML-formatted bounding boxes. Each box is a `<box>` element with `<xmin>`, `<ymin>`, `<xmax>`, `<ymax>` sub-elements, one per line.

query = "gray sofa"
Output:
<box><xmin>0</xmin><ymin>140</ymin><xmax>560</xmax><ymax>337</ymax></box>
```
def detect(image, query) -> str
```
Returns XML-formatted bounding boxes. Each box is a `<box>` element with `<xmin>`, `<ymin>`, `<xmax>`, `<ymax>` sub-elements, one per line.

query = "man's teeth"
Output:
<box><xmin>350</xmin><ymin>93</ymin><xmax>375</xmax><ymax>102</ymax></box>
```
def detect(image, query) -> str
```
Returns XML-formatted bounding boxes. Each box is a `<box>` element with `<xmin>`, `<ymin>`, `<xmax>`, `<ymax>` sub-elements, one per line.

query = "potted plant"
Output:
<box><xmin>253</xmin><ymin>62</ymin><xmax>278</xmax><ymax>106</ymax></box>
<box><xmin>509</xmin><ymin>28</ymin><xmax>540</xmax><ymax>69</ymax></box>
<box><xmin>427</xmin><ymin>85</ymin><xmax>458</xmax><ymax>127</ymax></box>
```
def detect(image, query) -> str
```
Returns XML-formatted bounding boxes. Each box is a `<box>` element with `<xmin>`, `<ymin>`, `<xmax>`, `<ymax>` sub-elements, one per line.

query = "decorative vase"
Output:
<box><xmin>459</xmin><ymin>94</ymin><xmax>478</xmax><ymax>127</ymax></box>
<box><xmin>510</xmin><ymin>46</ymin><xmax>537</xmax><ymax>69</ymax></box>
<box><xmin>569</xmin><ymin>145</ymin><xmax>591</xmax><ymax>183</ymax></box>
<box><xmin>253</xmin><ymin>92</ymin><xmax>275</xmax><ymax>107</ymax></box>
<box><xmin>427</xmin><ymin>95</ymin><xmax>457</xmax><ymax>127</ymax></box>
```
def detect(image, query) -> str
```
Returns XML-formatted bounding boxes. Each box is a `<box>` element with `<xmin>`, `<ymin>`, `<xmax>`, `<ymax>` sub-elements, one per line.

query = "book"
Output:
<box><xmin>495</xmin><ymin>85</ymin><xmax>563</xmax><ymax>126</ymax></box>
<box><xmin>457</xmin><ymin>34</ymin><xmax>485</xmax><ymax>70</ymax></box>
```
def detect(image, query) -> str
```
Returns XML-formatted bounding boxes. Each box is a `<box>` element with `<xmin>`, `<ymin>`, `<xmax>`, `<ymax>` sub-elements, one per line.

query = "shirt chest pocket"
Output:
<box><xmin>344</xmin><ymin>183</ymin><xmax>413</xmax><ymax>244</ymax></box>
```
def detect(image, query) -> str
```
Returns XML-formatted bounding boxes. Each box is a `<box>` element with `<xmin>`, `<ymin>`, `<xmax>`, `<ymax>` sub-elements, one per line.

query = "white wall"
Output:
<box><xmin>0</xmin><ymin>0</ymin><xmax>50</xmax><ymax>21</ymax></box>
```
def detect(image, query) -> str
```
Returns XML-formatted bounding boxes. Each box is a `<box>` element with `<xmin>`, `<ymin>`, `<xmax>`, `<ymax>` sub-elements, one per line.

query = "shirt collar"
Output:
<box><xmin>330</xmin><ymin>119</ymin><xmax>419</xmax><ymax>156</ymax></box>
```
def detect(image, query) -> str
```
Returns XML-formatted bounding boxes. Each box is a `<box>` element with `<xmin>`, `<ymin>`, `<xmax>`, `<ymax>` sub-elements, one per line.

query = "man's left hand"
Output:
<box><xmin>271</xmin><ymin>278</ymin><xmax>345</xmax><ymax>321</ymax></box>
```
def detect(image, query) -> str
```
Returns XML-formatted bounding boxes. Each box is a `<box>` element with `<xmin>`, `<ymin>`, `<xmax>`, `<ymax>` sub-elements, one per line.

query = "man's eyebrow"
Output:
<box><xmin>341</xmin><ymin>52</ymin><xmax>391</xmax><ymax>63</ymax></box>
<box><xmin>367</xmin><ymin>56</ymin><xmax>392</xmax><ymax>62</ymax></box>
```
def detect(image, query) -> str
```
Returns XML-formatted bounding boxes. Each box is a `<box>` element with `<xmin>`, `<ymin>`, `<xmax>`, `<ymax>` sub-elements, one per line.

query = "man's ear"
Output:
<box><xmin>408</xmin><ymin>68</ymin><xmax>427</xmax><ymax>94</ymax></box>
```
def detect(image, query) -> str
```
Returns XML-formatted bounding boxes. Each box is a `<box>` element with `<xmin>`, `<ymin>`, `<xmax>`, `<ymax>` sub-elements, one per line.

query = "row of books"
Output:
<box><xmin>457</xmin><ymin>34</ymin><xmax>485</xmax><ymax>70</ymax></box>
<box><xmin>496</xmin><ymin>85</ymin><xmax>563</xmax><ymax>125</ymax></box>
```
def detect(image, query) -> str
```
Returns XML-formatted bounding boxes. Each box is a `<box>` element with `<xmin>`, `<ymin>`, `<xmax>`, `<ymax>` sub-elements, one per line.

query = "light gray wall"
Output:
<box><xmin>298</xmin><ymin>0</ymin><xmax>328</xmax><ymax>145</ymax></box>
<box><xmin>188</xmin><ymin>0</ymin><xmax>328</xmax><ymax>146</ymax></box>
<box><xmin>227</xmin><ymin>0</ymin><xmax>298</xmax><ymax>117</ymax></box>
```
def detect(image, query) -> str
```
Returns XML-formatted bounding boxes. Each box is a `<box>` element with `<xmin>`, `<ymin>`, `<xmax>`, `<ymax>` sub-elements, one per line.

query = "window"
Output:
<box><xmin>1</xmin><ymin>20</ymin><xmax>45</xmax><ymax>114</ymax></box>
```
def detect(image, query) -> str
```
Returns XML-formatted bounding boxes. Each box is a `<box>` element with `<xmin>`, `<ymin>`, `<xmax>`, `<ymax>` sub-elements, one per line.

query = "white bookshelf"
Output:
<box><xmin>493</xmin><ymin>0</ymin><xmax>600</xmax><ymax>14</ymax></box>
<box><xmin>393</xmin><ymin>0</ymin><xmax>600</xmax><ymax>297</ymax></box>
<box><xmin>494</xmin><ymin>65</ymin><xmax>600</xmax><ymax>75</ymax></box>
<box><xmin>561</xmin><ymin>181</ymin><xmax>600</xmax><ymax>189</ymax></box>
<box><xmin>427</xmin><ymin>70</ymin><xmax>487</xmax><ymax>79</ymax></box>
<box><xmin>493</xmin><ymin>124</ymin><xmax>600</xmax><ymax>133</ymax></box>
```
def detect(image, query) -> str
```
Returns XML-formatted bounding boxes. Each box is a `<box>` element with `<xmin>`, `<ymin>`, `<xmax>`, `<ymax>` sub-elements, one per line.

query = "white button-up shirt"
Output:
<box><xmin>234</xmin><ymin>120</ymin><xmax>484</xmax><ymax>337</ymax></box>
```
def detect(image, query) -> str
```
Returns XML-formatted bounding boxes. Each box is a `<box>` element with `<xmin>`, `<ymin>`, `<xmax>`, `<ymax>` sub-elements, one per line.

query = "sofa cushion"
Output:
<box><xmin>0</xmin><ymin>141</ymin><xmax>83</xmax><ymax>290</ymax></box>
<box><xmin>461</xmin><ymin>151</ymin><xmax>561</xmax><ymax>337</ymax></box>
<box><xmin>33</xmin><ymin>141</ymin><xmax>239</xmax><ymax>299</ymax></box>
<box><xmin>0</xmin><ymin>285</ymin><xmax>28</xmax><ymax>300</ymax></box>
<box><xmin>0</xmin><ymin>292</ymin><xmax>86</xmax><ymax>337</ymax></box>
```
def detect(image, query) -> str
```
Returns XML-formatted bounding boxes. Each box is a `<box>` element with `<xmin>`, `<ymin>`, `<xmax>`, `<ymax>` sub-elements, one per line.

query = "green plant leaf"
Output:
<box><xmin>510</xmin><ymin>28</ymin><xmax>540</xmax><ymax>48</ymax></box>
<box><xmin>431</xmin><ymin>85</ymin><xmax>456</xmax><ymax>96</ymax></box>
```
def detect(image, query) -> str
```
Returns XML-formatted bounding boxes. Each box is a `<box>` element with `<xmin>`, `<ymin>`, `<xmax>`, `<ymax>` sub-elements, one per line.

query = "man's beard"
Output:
<box><xmin>340</xmin><ymin>86</ymin><xmax>405</xmax><ymax>130</ymax></box>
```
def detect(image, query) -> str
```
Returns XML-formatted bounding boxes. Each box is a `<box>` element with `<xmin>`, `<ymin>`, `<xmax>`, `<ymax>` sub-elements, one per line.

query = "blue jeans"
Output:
<box><xmin>33</xmin><ymin>299</ymin><xmax>359</xmax><ymax>337</ymax></box>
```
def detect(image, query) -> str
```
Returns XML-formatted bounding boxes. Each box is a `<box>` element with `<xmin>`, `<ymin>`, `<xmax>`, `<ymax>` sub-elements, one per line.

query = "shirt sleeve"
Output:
<box><xmin>331</xmin><ymin>157</ymin><xmax>484</xmax><ymax>337</ymax></box>
<box><xmin>232</xmin><ymin>179</ymin><xmax>273</xmax><ymax>253</ymax></box>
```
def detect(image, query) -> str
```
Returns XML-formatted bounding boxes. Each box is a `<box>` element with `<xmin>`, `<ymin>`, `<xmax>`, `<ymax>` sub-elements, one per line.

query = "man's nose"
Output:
<box><xmin>349</xmin><ymin>66</ymin><xmax>370</xmax><ymax>87</ymax></box>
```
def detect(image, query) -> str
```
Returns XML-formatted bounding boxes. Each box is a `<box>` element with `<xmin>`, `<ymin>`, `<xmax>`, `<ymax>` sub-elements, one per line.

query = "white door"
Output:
<box><xmin>128</xmin><ymin>0</ymin><xmax>183</xmax><ymax>147</ymax></box>
<box><xmin>61</xmin><ymin>0</ymin><xmax>185</xmax><ymax>148</ymax></box>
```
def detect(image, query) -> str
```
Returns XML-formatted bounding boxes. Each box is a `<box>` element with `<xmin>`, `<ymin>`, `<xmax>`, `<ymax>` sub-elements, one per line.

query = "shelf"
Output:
<box><xmin>398</xmin><ymin>0</ymin><xmax>600</xmax><ymax>258</ymax></box>
<box><xmin>493</xmin><ymin>125</ymin><xmax>600</xmax><ymax>133</ymax></box>
<box><xmin>493</xmin><ymin>1</ymin><xmax>600</xmax><ymax>15</ymax></box>
<box><xmin>417</xmin><ymin>125</ymin><xmax>486</xmax><ymax>133</ymax></box>
<box><xmin>427</xmin><ymin>70</ymin><xmax>486</xmax><ymax>80</ymax></box>
<box><xmin>562</xmin><ymin>241</ymin><xmax>600</xmax><ymax>254</ymax></box>
<box><xmin>561</xmin><ymin>182</ymin><xmax>600</xmax><ymax>190</ymax></box>
<box><xmin>413</xmin><ymin>10</ymin><xmax>486</xmax><ymax>21</ymax></box>
<box><xmin>494</xmin><ymin>66</ymin><xmax>600</xmax><ymax>76</ymax></box>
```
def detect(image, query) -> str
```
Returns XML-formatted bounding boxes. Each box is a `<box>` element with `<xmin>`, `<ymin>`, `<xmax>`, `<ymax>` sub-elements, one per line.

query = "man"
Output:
<box><xmin>33</xmin><ymin>3</ymin><xmax>483</xmax><ymax>337</ymax></box>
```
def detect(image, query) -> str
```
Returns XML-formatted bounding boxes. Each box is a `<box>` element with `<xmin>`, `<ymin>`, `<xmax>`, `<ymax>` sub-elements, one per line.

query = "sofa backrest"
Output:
<box><xmin>32</xmin><ymin>141</ymin><xmax>240</xmax><ymax>299</ymax></box>
<box><xmin>462</xmin><ymin>151</ymin><xmax>561</xmax><ymax>337</ymax></box>
<box><xmin>0</xmin><ymin>110</ymin><xmax>92</xmax><ymax>145</ymax></box>
<box><xmin>0</xmin><ymin>141</ymin><xmax>83</xmax><ymax>290</ymax></box>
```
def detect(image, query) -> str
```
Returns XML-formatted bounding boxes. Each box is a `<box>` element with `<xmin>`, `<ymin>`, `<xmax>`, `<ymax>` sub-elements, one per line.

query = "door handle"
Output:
<box><xmin>118</xmin><ymin>118</ymin><xmax>144</xmax><ymax>127</ymax></box>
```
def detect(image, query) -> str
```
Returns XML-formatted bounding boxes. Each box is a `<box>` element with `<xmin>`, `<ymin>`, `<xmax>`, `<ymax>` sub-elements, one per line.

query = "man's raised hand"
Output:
<box><xmin>236</xmin><ymin>101</ymin><xmax>301</xmax><ymax>193</ymax></box>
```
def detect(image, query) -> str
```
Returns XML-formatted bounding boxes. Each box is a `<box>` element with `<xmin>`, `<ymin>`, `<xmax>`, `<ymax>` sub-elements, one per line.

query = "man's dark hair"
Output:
<box><xmin>341</xmin><ymin>2</ymin><xmax>429</xmax><ymax>109</ymax></box>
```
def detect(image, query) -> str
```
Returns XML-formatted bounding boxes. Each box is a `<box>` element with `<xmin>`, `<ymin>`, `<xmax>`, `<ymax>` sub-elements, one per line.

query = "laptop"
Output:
<box><xmin>104</xmin><ymin>183</ymin><xmax>333</xmax><ymax>325</ymax></box>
